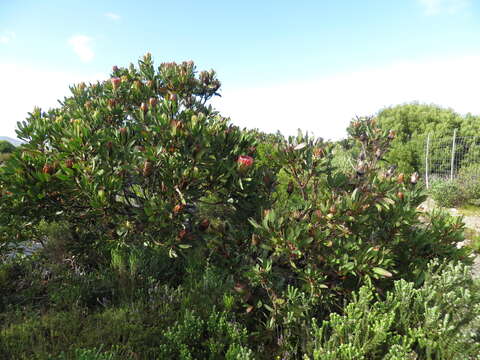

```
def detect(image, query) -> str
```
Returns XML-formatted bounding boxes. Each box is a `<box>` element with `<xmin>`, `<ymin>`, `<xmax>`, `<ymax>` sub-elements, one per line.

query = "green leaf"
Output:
<box><xmin>248</xmin><ymin>218</ymin><xmax>261</xmax><ymax>229</ymax></box>
<box><xmin>55</xmin><ymin>173</ymin><xmax>70</xmax><ymax>181</ymax></box>
<box><xmin>294</xmin><ymin>143</ymin><xmax>306</xmax><ymax>150</ymax></box>
<box><xmin>372</xmin><ymin>267</ymin><xmax>393</xmax><ymax>278</ymax></box>
<box><xmin>263</xmin><ymin>304</ymin><xmax>274</xmax><ymax>312</ymax></box>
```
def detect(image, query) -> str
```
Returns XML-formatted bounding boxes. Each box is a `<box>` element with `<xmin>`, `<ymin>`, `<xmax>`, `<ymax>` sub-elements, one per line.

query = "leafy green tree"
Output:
<box><xmin>375</xmin><ymin>103</ymin><xmax>480</xmax><ymax>175</ymax></box>
<box><xmin>0</xmin><ymin>140</ymin><xmax>15</xmax><ymax>154</ymax></box>
<box><xmin>376</xmin><ymin>103</ymin><xmax>465</xmax><ymax>174</ymax></box>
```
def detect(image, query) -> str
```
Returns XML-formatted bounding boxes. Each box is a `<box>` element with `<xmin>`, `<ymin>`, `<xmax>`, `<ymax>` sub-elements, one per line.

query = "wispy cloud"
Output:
<box><xmin>0</xmin><ymin>31</ymin><xmax>15</xmax><ymax>44</ymax></box>
<box><xmin>105</xmin><ymin>12</ymin><xmax>121</xmax><ymax>21</ymax></box>
<box><xmin>418</xmin><ymin>0</ymin><xmax>470</xmax><ymax>15</ymax></box>
<box><xmin>214</xmin><ymin>55</ymin><xmax>480</xmax><ymax>140</ymax></box>
<box><xmin>68</xmin><ymin>35</ymin><xmax>94</xmax><ymax>62</ymax></box>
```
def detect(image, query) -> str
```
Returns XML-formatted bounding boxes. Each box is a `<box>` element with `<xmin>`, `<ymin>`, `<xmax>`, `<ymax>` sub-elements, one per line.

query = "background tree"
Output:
<box><xmin>376</xmin><ymin>103</ymin><xmax>465</xmax><ymax>174</ymax></box>
<box><xmin>0</xmin><ymin>140</ymin><xmax>15</xmax><ymax>154</ymax></box>
<box><xmin>374</xmin><ymin>102</ymin><xmax>480</xmax><ymax>175</ymax></box>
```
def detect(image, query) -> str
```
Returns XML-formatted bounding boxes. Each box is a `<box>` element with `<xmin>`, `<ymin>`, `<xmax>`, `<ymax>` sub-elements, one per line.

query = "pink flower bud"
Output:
<box><xmin>112</xmin><ymin>65</ymin><xmax>119</xmax><ymax>73</ymax></box>
<box><xmin>237</xmin><ymin>155</ymin><xmax>254</xmax><ymax>170</ymax></box>
<box><xmin>111</xmin><ymin>77</ymin><xmax>121</xmax><ymax>90</ymax></box>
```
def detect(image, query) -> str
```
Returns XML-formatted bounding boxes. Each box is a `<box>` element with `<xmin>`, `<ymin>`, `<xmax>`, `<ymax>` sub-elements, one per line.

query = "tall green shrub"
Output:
<box><xmin>0</xmin><ymin>54</ymin><xmax>270</xmax><ymax>263</ymax></box>
<box><xmin>241</xmin><ymin>118</ymin><xmax>470</xmax><ymax>357</ymax></box>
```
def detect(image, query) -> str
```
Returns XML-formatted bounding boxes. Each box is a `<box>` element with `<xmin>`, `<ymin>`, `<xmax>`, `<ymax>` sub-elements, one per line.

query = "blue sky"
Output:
<box><xmin>1</xmin><ymin>0</ymin><xmax>480</xmax><ymax>139</ymax></box>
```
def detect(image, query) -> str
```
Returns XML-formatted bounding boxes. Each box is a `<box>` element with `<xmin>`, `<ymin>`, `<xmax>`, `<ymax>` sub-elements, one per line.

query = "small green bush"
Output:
<box><xmin>457</xmin><ymin>163</ymin><xmax>480</xmax><ymax>202</ymax></box>
<box><xmin>0</xmin><ymin>140</ymin><xmax>15</xmax><ymax>154</ymax></box>
<box><xmin>428</xmin><ymin>164</ymin><xmax>480</xmax><ymax>208</ymax></box>
<box><xmin>429</xmin><ymin>179</ymin><xmax>467</xmax><ymax>207</ymax></box>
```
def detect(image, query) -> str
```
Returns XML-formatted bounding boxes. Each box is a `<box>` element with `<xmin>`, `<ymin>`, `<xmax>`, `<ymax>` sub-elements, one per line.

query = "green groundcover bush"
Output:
<box><xmin>309</xmin><ymin>261</ymin><xmax>480</xmax><ymax>360</ymax></box>
<box><xmin>428</xmin><ymin>179</ymin><xmax>467</xmax><ymax>208</ymax></box>
<box><xmin>0</xmin><ymin>54</ymin><xmax>478</xmax><ymax>359</ymax></box>
<box><xmin>428</xmin><ymin>163</ymin><xmax>480</xmax><ymax>208</ymax></box>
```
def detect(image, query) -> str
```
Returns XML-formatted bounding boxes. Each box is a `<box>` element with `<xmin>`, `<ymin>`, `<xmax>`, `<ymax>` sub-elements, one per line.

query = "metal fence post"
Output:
<box><xmin>425</xmin><ymin>133</ymin><xmax>430</xmax><ymax>189</ymax></box>
<box><xmin>450</xmin><ymin>129</ymin><xmax>457</xmax><ymax>181</ymax></box>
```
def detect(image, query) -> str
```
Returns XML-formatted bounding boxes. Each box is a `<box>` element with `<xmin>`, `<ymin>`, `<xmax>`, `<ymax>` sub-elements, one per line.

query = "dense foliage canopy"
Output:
<box><xmin>375</xmin><ymin>103</ymin><xmax>480</xmax><ymax>174</ymax></box>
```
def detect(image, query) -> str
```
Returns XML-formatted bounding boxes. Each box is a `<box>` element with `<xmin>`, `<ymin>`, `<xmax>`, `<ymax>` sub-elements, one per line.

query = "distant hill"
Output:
<box><xmin>0</xmin><ymin>136</ymin><xmax>23</xmax><ymax>146</ymax></box>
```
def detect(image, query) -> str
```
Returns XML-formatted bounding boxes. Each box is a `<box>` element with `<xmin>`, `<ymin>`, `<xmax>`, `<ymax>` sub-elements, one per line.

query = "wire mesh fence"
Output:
<box><xmin>424</xmin><ymin>131</ymin><xmax>480</xmax><ymax>188</ymax></box>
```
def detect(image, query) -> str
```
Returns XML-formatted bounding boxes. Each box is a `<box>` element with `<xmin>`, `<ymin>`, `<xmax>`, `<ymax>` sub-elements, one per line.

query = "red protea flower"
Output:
<box><xmin>173</xmin><ymin>204</ymin><xmax>185</xmax><ymax>215</ymax></box>
<box><xmin>397</xmin><ymin>173</ymin><xmax>404</xmax><ymax>184</ymax></box>
<box><xmin>313</xmin><ymin>147</ymin><xmax>325</xmax><ymax>159</ymax></box>
<box><xmin>237</xmin><ymin>155</ymin><xmax>254</xmax><ymax>171</ymax></box>
<box><xmin>111</xmin><ymin>77</ymin><xmax>121</xmax><ymax>90</ymax></box>
<box><xmin>42</xmin><ymin>164</ymin><xmax>54</xmax><ymax>175</ymax></box>
<box><xmin>149</xmin><ymin>97</ymin><xmax>158</xmax><ymax>107</ymax></box>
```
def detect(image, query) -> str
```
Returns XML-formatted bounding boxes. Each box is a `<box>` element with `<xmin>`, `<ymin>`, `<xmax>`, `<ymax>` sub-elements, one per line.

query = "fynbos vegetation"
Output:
<box><xmin>0</xmin><ymin>54</ymin><xmax>478</xmax><ymax>359</ymax></box>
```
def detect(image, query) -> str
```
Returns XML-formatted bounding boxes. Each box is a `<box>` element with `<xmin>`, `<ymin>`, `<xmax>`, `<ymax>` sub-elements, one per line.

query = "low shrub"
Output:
<box><xmin>429</xmin><ymin>179</ymin><xmax>467</xmax><ymax>207</ymax></box>
<box><xmin>0</xmin><ymin>260</ymin><xmax>251</xmax><ymax>359</ymax></box>
<box><xmin>457</xmin><ymin>163</ymin><xmax>480</xmax><ymax>203</ymax></box>
<box><xmin>428</xmin><ymin>164</ymin><xmax>480</xmax><ymax>208</ymax></box>
<box><xmin>59</xmin><ymin>346</ymin><xmax>125</xmax><ymax>360</ymax></box>
<box><xmin>308</xmin><ymin>261</ymin><xmax>480</xmax><ymax>359</ymax></box>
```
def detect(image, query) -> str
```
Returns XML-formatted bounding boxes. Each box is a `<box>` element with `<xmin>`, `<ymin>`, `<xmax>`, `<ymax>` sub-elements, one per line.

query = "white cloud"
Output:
<box><xmin>0</xmin><ymin>63</ymin><xmax>105</xmax><ymax>138</ymax></box>
<box><xmin>0</xmin><ymin>31</ymin><xmax>15</xmax><ymax>44</ymax></box>
<box><xmin>105</xmin><ymin>12</ymin><xmax>121</xmax><ymax>21</ymax></box>
<box><xmin>68</xmin><ymin>35</ymin><xmax>94</xmax><ymax>62</ymax></box>
<box><xmin>213</xmin><ymin>55</ymin><xmax>480</xmax><ymax>140</ymax></box>
<box><xmin>418</xmin><ymin>0</ymin><xmax>470</xmax><ymax>15</ymax></box>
